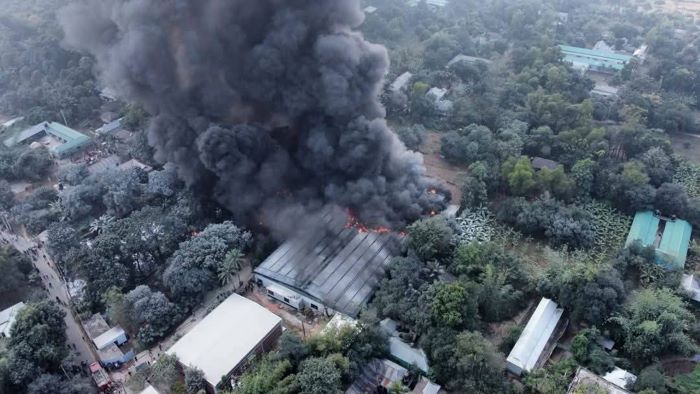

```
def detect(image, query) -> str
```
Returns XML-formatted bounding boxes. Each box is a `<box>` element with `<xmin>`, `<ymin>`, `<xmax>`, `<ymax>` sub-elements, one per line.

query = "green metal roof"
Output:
<box><xmin>560</xmin><ymin>45</ymin><xmax>632</xmax><ymax>72</ymax></box>
<box><xmin>559</xmin><ymin>45</ymin><xmax>633</xmax><ymax>62</ymax></box>
<box><xmin>658</xmin><ymin>219</ymin><xmax>692</xmax><ymax>269</ymax></box>
<box><xmin>625</xmin><ymin>211</ymin><xmax>692</xmax><ymax>269</ymax></box>
<box><xmin>625</xmin><ymin>211</ymin><xmax>659</xmax><ymax>247</ymax></box>
<box><xmin>46</xmin><ymin>122</ymin><xmax>91</xmax><ymax>156</ymax></box>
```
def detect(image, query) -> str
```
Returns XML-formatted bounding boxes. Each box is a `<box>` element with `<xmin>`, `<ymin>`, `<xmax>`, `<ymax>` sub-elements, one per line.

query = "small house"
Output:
<box><xmin>83</xmin><ymin>314</ymin><xmax>134</xmax><ymax>368</ymax></box>
<box><xmin>625</xmin><ymin>211</ymin><xmax>692</xmax><ymax>269</ymax></box>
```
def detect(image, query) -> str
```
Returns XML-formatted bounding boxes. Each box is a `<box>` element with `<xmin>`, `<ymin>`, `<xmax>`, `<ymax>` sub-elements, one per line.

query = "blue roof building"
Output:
<box><xmin>625</xmin><ymin>211</ymin><xmax>692</xmax><ymax>269</ymax></box>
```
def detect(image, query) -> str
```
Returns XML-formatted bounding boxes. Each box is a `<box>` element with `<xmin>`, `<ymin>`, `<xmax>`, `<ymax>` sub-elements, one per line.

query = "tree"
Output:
<box><xmin>425</xmin><ymin>330</ymin><xmax>510</xmax><ymax>393</ymax></box>
<box><xmin>12</xmin><ymin>147</ymin><xmax>53</xmax><ymax>182</ymax></box>
<box><xmin>394</xmin><ymin>124</ymin><xmax>426</xmax><ymax>150</ymax></box>
<box><xmin>217</xmin><ymin>249</ymin><xmax>243</xmax><ymax>286</ymax></box>
<box><xmin>571</xmin><ymin>158</ymin><xmax>595</xmax><ymax>196</ymax></box>
<box><xmin>164</xmin><ymin>221</ymin><xmax>251</xmax><ymax>307</ymax></box>
<box><xmin>406</xmin><ymin>216</ymin><xmax>453</xmax><ymax>261</ymax></box>
<box><xmin>537</xmin><ymin>165</ymin><xmax>575</xmax><ymax>201</ymax></box>
<box><xmin>101</xmin><ymin>168</ymin><xmax>147</xmax><ymax>218</ymax></box>
<box><xmin>125</xmin><ymin>285</ymin><xmax>180</xmax><ymax>346</ymax></box>
<box><xmin>0</xmin><ymin>180</ymin><xmax>15</xmax><ymax>210</ymax></box>
<box><xmin>184</xmin><ymin>367</ymin><xmax>206</xmax><ymax>394</ymax></box>
<box><xmin>538</xmin><ymin>263</ymin><xmax>625</xmax><ymax>325</ymax></box>
<box><xmin>297</xmin><ymin>357</ymin><xmax>342</xmax><ymax>394</ymax></box>
<box><xmin>276</xmin><ymin>331</ymin><xmax>308</xmax><ymax>368</ymax></box>
<box><xmin>611</xmin><ymin>288</ymin><xmax>696</xmax><ymax>363</ymax></box>
<box><xmin>501</xmin><ymin>156</ymin><xmax>536</xmax><ymax>196</ymax></box>
<box><xmin>234</xmin><ymin>357</ymin><xmax>295</xmax><ymax>394</ymax></box>
<box><xmin>634</xmin><ymin>364</ymin><xmax>668</xmax><ymax>394</ymax></box>
<box><xmin>26</xmin><ymin>374</ymin><xmax>95</xmax><ymax>394</ymax></box>
<box><xmin>639</xmin><ymin>147</ymin><xmax>672</xmax><ymax>186</ymax></box>
<box><xmin>372</xmin><ymin>257</ymin><xmax>433</xmax><ymax>337</ymax></box>
<box><xmin>571</xmin><ymin>328</ymin><xmax>615</xmax><ymax>374</ymax></box>
<box><xmin>0</xmin><ymin>246</ymin><xmax>31</xmax><ymax>296</ymax></box>
<box><xmin>654</xmin><ymin>183</ymin><xmax>690</xmax><ymax>218</ymax></box>
<box><xmin>56</xmin><ymin>164</ymin><xmax>88</xmax><ymax>186</ymax></box>
<box><xmin>149</xmin><ymin>354</ymin><xmax>181</xmax><ymax>393</ymax></box>
<box><xmin>431</xmin><ymin>282</ymin><xmax>472</xmax><ymax>328</ymax></box>
<box><xmin>45</xmin><ymin>223</ymin><xmax>80</xmax><ymax>265</ymax></box>
<box><xmin>6</xmin><ymin>301</ymin><xmax>67</xmax><ymax>386</ymax></box>
<box><xmin>523</xmin><ymin>358</ymin><xmax>578</xmax><ymax>394</ymax></box>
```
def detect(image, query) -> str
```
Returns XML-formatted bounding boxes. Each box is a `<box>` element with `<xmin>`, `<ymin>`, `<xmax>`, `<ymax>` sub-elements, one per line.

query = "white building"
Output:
<box><xmin>506</xmin><ymin>298</ymin><xmax>564</xmax><ymax>375</ymax></box>
<box><xmin>167</xmin><ymin>293</ymin><xmax>282</xmax><ymax>392</ymax></box>
<box><xmin>0</xmin><ymin>302</ymin><xmax>25</xmax><ymax>337</ymax></box>
<box><xmin>682</xmin><ymin>274</ymin><xmax>700</xmax><ymax>302</ymax></box>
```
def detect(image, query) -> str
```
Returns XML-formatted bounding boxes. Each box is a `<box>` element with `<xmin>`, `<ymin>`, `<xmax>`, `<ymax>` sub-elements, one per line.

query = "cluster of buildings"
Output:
<box><xmin>3</xmin><ymin>121</ymin><xmax>91</xmax><ymax>159</ymax></box>
<box><xmin>501</xmin><ymin>209</ymin><xmax>695</xmax><ymax>393</ymax></box>
<box><xmin>82</xmin><ymin>313</ymin><xmax>134</xmax><ymax>369</ymax></box>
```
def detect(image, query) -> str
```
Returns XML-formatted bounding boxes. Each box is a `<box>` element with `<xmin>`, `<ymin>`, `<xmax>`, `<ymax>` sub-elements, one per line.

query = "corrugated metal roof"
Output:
<box><xmin>658</xmin><ymin>218</ymin><xmax>692</xmax><ymax>268</ymax></box>
<box><xmin>626</xmin><ymin>211</ymin><xmax>691</xmax><ymax>269</ymax></box>
<box><xmin>559</xmin><ymin>45</ymin><xmax>633</xmax><ymax>62</ymax></box>
<box><xmin>625</xmin><ymin>211</ymin><xmax>660</xmax><ymax>247</ymax></box>
<box><xmin>507</xmin><ymin>298</ymin><xmax>563</xmax><ymax>374</ymax></box>
<box><xmin>255</xmin><ymin>212</ymin><xmax>400</xmax><ymax>317</ymax></box>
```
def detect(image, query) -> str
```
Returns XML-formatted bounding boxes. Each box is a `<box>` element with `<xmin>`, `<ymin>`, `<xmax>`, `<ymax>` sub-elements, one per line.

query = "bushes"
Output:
<box><xmin>498</xmin><ymin>197</ymin><xmax>595</xmax><ymax>249</ymax></box>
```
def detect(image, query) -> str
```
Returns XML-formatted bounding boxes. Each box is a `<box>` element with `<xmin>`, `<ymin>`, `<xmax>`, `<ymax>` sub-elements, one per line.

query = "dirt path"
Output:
<box><xmin>0</xmin><ymin>230</ymin><xmax>97</xmax><ymax>366</ymax></box>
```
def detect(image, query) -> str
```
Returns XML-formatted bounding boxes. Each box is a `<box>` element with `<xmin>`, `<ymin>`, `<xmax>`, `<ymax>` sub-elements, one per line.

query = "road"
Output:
<box><xmin>0</xmin><ymin>230</ymin><xmax>96</xmax><ymax>366</ymax></box>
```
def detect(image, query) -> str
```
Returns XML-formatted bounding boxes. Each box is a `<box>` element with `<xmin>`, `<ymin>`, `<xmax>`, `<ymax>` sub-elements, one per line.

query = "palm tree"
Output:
<box><xmin>89</xmin><ymin>215</ymin><xmax>114</xmax><ymax>234</ymax></box>
<box><xmin>218</xmin><ymin>248</ymin><xmax>243</xmax><ymax>287</ymax></box>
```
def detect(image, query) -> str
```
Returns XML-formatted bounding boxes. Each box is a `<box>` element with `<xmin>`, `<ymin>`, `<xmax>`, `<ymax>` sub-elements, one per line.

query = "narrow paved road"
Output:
<box><xmin>0</xmin><ymin>230</ymin><xmax>96</xmax><ymax>366</ymax></box>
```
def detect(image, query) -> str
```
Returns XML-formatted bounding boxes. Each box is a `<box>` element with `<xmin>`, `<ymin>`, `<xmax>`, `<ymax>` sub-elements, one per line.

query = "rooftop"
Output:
<box><xmin>390</xmin><ymin>71</ymin><xmax>413</xmax><ymax>92</ymax></box>
<box><xmin>255</xmin><ymin>212</ymin><xmax>400</xmax><ymax>317</ymax></box>
<box><xmin>166</xmin><ymin>293</ymin><xmax>282</xmax><ymax>387</ymax></box>
<box><xmin>532</xmin><ymin>157</ymin><xmax>560</xmax><ymax>170</ymax></box>
<box><xmin>682</xmin><ymin>274</ymin><xmax>700</xmax><ymax>302</ymax></box>
<box><xmin>346</xmin><ymin>359</ymin><xmax>407</xmax><ymax>394</ymax></box>
<box><xmin>3</xmin><ymin>121</ymin><xmax>91</xmax><ymax>157</ymax></box>
<box><xmin>96</xmin><ymin>118</ymin><xmax>123</xmax><ymax>135</ymax></box>
<box><xmin>93</xmin><ymin>326</ymin><xmax>126</xmax><ymax>350</ymax></box>
<box><xmin>83</xmin><ymin>313</ymin><xmax>111</xmax><ymax>340</ymax></box>
<box><xmin>447</xmin><ymin>54</ymin><xmax>492</xmax><ymax>67</ymax></box>
<box><xmin>625</xmin><ymin>211</ymin><xmax>692</xmax><ymax>269</ymax></box>
<box><xmin>0</xmin><ymin>302</ymin><xmax>25</xmax><ymax>337</ymax></box>
<box><xmin>567</xmin><ymin>367</ymin><xmax>632</xmax><ymax>394</ymax></box>
<box><xmin>507</xmin><ymin>298</ymin><xmax>563</xmax><ymax>374</ymax></box>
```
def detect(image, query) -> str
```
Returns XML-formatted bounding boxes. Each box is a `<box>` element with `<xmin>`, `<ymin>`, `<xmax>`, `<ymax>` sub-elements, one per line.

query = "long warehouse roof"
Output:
<box><xmin>255</xmin><ymin>211</ymin><xmax>401</xmax><ymax>317</ymax></box>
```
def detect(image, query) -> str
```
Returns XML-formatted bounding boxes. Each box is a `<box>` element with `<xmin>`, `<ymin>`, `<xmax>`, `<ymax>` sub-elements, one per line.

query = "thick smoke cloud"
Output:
<box><xmin>59</xmin><ymin>0</ymin><xmax>448</xmax><ymax>233</ymax></box>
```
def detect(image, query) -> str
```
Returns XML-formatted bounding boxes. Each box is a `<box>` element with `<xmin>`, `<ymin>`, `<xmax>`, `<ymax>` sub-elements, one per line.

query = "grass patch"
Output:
<box><xmin>668</xmin><ymin>365</ymin><xmax>700</xmax><ymax>394</ymax></box>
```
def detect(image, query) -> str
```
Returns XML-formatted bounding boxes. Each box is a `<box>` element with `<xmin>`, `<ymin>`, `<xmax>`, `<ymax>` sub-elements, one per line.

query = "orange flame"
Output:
<box><xmin>345</xmin><ymin>210</ymin><xmax>394</xmax><ymax>234</ymax></box>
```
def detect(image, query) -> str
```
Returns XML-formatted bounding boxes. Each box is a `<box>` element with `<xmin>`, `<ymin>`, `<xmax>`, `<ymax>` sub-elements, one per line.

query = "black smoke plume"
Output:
<box><xmin>59</xmin><ymin>0</ymin><xmax>448</xmax><ymax>234</ymax></box>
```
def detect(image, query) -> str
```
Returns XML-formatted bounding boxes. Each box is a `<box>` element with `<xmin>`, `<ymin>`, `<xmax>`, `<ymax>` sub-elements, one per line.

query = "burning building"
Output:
<box><xmin>254</xmin><ymin>209</ymin><xmax>401</xmax><ymax>317</ymax></box>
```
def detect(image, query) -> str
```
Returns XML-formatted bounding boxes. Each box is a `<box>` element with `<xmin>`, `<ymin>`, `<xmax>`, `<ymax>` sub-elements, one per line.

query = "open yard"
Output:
<box><xmin>670</xmin><ymin>132</ymin><xmax>700</xmax><ymax>164</ymax></box>
<box><xmin>653</xmin><ymin>0</ymin><xmax>700</xmax><ymax>18</ymax></box>
<box><xmin>420</xmin><ymin>131</ymin><xmax>467</xmax><ymax>203</ymax></box>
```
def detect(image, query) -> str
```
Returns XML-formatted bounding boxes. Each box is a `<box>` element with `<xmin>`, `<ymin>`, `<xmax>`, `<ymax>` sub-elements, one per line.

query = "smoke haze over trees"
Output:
<box><xmin>58</xmin><ymin>0</ymin><xmax>447</xmax><ymax>233</ymax></box>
